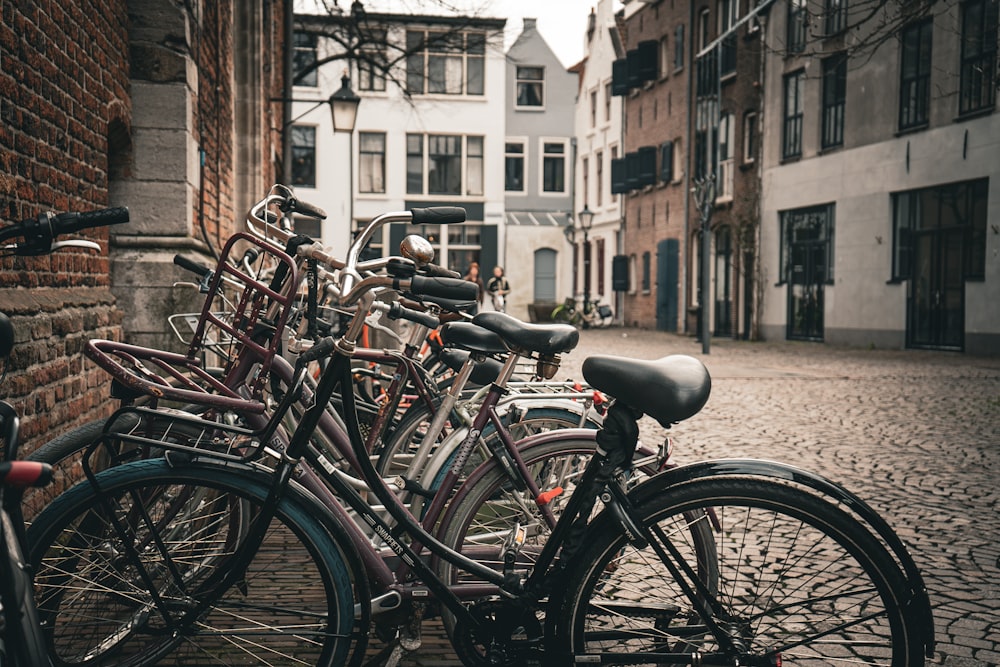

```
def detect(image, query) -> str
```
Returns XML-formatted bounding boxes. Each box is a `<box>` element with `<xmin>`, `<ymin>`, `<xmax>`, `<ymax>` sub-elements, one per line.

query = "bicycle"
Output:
<box><xmin>551</xmin><ymin>296</ymin><xmax>614</xmax><ymax>329</ymax></box>
<box><xmin>28</xmin><ymin>190</ymin><xmax>934</xmax><ymax>666</ymax></box>
<box><xmin>1</xmin><ymin>205</ymin><xmax>129</xmax><ymax>666</ymax></box>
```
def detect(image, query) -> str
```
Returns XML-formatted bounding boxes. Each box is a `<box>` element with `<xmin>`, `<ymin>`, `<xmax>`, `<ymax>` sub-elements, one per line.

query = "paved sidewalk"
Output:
<box><xmin>378</xmin><ymin>329</ymin><xmax>1000</xmax><ymax>666</ymax></box>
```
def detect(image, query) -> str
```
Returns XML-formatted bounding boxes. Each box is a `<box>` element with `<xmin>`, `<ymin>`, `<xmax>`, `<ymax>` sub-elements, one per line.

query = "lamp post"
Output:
<box><xmin>578</xmin><ymin>205</ymin><xmax>594</xmax><ymax>312</ymax></box>
<box><xmin>329</xmin><ymin>74</ymin><xmax>360</xmax><ymax>246</ymax></box>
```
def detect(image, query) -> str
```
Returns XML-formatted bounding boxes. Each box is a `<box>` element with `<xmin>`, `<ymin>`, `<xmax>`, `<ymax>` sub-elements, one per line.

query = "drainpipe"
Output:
<box><xmin>682</xmin><ymin>0</ymin><xmax>694</xmax><ymax>337</ymax></box>
<box><xmin>282</xmin><ymin>0</ymin><xmax>294</xmax><ymax>182</ymax></box>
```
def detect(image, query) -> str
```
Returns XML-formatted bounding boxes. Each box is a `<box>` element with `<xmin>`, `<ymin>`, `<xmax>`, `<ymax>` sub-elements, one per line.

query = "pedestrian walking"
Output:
<box><xmin>486</xmin><ymin>265</ymin><xmax>510</xmax><ymax>313</ymax></box>
<box><xmin>462</xmin><ymin>262</ymin><xmax>485</xmax><ymax>313</ymax></box>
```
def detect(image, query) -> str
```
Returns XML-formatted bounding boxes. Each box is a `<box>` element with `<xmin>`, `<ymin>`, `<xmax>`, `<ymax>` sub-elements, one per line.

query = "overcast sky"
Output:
<box><xmin>299</xmin><ymin>0</ymin><xmax>614</xmax><ymax>69</ymax></box>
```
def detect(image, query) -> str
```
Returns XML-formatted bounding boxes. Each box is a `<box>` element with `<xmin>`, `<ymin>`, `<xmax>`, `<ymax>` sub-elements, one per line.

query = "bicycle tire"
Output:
<box><xmin>554</xmin><ymin>476</ymin><xmax>923</xmax><ymax>666</ymax></box>
<box><xmin>27</xmin><ymin>458</ymin><xmax>361</xmax><ymax>667</ymax></box>
<box><xmin>1</xmin><ymin>510</ymin><xmax>49</xmax><ymax>666</ymax></box>
<box><xmin>432</xmin><ymin>435</ymin><xmax>714</xmax><ymax>664</ymax></box>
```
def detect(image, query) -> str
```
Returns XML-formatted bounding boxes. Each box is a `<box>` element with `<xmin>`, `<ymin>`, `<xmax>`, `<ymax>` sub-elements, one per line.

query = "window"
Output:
<box><xmin>959</xmin><ymin>0</ymin><xmax>998</xmax><ymax>115</ymax></box>
<box><xmin>357</xmin><ymin>29</ymin><xmax>387</xmax><ymax>91</ymax></box>
<box><xmin>698</xmin><ymin>8</ymin><xmax>711</xmax><ymax>52</ymax></box>
<box><xmin>582</xmin><ymin>157</ymin><xmax>589</xmax><ymax>208</ymax></box>
<box><xmin>717</xmin><ymin>112</ymin><xmax>735</xmax><ymax>200</ymax></box>
<box><xmin>822</xmin><ymin>54</ymin><xmax>847</xmax><ymax>148</ymax></box>
<box><xmin>358</xmin><ymin>132</ymin><xmax>385</xmax><ymax>193</ymax></box>
<box><xmin>743</xmin><ymin>111</ymin><xmax>757</xmax><ymax>163</ymax></box>
<box><xmin>595</xmin><ymin>151</ymin><xmax>603</xmax><ymax>207</ymax></box>
<box><xmin>429</xmin><ymin>135</ymin><xmax>462</xmax><ymax>195</ymax></box>
<box><xmin>467</xmin><ymin>136</ymin><xmax>483</xmax><ymax>196</ymax></box>
<box><xmin>899</xmin><ymin>19</ymin><xmax>932</xmax><ymax>130</ymax></box>
<box><xmin>788</xmin><ymin>0</ymin><xmax>807</xmax><ymax>54</ymax></box>
<box><xmin>695</xmin><ymin>98</ymin><xmax>718</xmax><ymax>178</ymax></box>
<box><xmin>604</xmin><ymin>81</ymin><xmax>612</xmax><ymax>121</ymax></box>
<box><xmin>590</xmin><ymin>90</ymin><xmax>597</xmax><ymax>127</ymax></box>
<box><xmin>674</xmin><ymin>24</ymin><xmax>685</xmax><ymax>69</ymax></box>
<box><xmin>290</xmin><ymin>126</ymin><xmax>316</xmax><ymax>188</ymax></box>
<box><xmin>406</xmin><ymin>30</ymin><xmax>486</xmax><ymax>96</ymax></box>
<box><xmin>659</xmin><ymin>141</ymin><xmax>674</xmax><ymax>183</ymax></box>
<box><xmin>782</xmin><ymin>70</ymin><xmax>804</xmax><ymax>159</ymax></box>
<box><xmin>779</xmin><ymin>204</ymin><xmax>835</xmax><ymax>284</ymax></box>
<box><xmin>718</xmin><ymin>0</ymin><xmax>738</xmax><ymax>76</ymax></box>
<box><xmin>826</xmin><ymin>0</ymin><xmax>848</xmax><ymax>35</ymax></box>
<box><xmin>516</xmin><ymin>65</ymin><xmax>544</xmax><ymax>106</ymax></box>
<box><xmin>659</xmin><ymin>35</ymin><xmax>670</xmax><ymax>77</ymax></box>
<box><xmin>292</xmin><ymin>32</ymin><xmax>318</xmax><ymax>87</ymax></box>
<box><xmin>542</xmin><ymin>140</ymin><xmax>567</xmax><ymax>193</ymax></box>
<box><xmin>408</xmin><ymin>134</ymin><xmax>484</xmax><ymax>197</ymax></box>
<box><xmin>610</xmin><ymin>145</ymin><xmax>619</xmax><ymax>201</ymax></box>
<box><xmin>641</xmin><ymin>251</ymin><xmax>651</xmax><ymax>293</ymax></box>
<box><xmin>596</xmin><ymin>238</ymin><xmax>606</xmax><ymax>295</ymax></box>
<box><xmin>406</xmin><ymin>134</ymin><xmax>424</xmax><ymax>194</ymax></box>
<box><xmin>892</xmin><ymin>179</ymin><xmax>989</xmax><ymax>281</ymax></box>
<box><xmin>505</xmin><ymin>140</ymin><xmax>525</xmax><ymax>192</ymax></box>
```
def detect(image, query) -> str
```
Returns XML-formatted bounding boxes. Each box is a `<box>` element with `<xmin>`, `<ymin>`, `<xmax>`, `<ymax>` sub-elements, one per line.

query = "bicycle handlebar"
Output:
<box><xmin>1</xmin><ymin>207</ymin><xmax>130</xmax><ymax>255</ymax></box>
<box><xmin>173</xmin><ymin>254</ymin><xmax>213</xmax><ymax>280</ymax></box>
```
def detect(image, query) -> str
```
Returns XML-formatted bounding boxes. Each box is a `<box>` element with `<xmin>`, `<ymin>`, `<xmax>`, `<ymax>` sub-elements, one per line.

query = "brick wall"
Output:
<box><xmin>0</xmin><ymin>1</ymin><xmax>131</xmax><ymax>453</ymax></box>
<box><xmin>1</xmin><ymin>1</ymin><xmax>290</xmax><ymax>455</ymax></box>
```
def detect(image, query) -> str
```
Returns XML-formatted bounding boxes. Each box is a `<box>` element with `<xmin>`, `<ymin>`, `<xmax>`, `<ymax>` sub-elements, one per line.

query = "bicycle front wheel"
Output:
<box><xmin>27</xmin><ymin>458</ymin><xmax>360</xmax><ymax>667</ymax></box>
<box><xmin>554</xmin><ymin>476</ymin><xmax>924</xmax><ymax>666</ymax></box>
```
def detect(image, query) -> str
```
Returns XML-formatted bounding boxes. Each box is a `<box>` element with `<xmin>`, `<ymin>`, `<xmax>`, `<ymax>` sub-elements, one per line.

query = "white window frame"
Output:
<box><xmin>504</xmin><ymin>137</ymin><xmax>527</xmax><ymax>194</ymax></box>
<box><xmin>358</xmin><ymin>131</ymin><xmax>386</xmax><ymax>194</ymax></box>
<box><xmin>406</xmin><ymin>133</ymin><xmax>484</xmax><ymax>199</ymax></box>
<box><xmin>515</xmin><ymin>65</ymin><xmax>545</xmax><ymax>108</ymax></box>
<box><xmin>539</xmin><ymin>137</ymin><xmax>569</xmax><ymax>196</ymax></box>
<box><xmin>743</xmin><ymin>111</ymin><xmax>757</xmax><ymax>164</ymax></box>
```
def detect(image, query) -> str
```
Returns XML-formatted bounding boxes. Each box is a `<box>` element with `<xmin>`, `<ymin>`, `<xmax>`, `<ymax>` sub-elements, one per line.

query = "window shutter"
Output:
<box><xmin>610</xmin><ymin>157</ymin><xmax>627</xmax><ymax>193</ymax></box>
<box><xmin>625</xmin><ymin>151</ymin><xmax>640</xmax><ymax>191</ymax></box>
<box><xmin>626</xmin><ymin>49</ymin><xmax>642</xmax><ymax>89</ymax></box>
<box><xmin>611</xmin><ymin>58</ymin><xmax>628</xmax><ymax>96</ymax></box>
<box><xmin>638</xmin><ymin>146</ymin><xmax>656</xmax><ymax>187</ymax></box>
<box><xmin>637</xmin><ymin>40</ymin><xmax>658</xmax><ymax>82</ymax></box>
<box><xmin>659</xmin><ymin>141</ymin><xmax>674</xmax><ymax>182</ymax></box>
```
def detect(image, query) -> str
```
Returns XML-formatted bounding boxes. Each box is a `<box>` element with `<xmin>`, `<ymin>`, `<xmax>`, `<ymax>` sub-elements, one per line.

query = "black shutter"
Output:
<box><xmin>625</xmin><ymin>151</ymin><xmax>640</xmax><ymax>191</ymax></box>
<box><xmin>659</xmin><ymin>141</ymin><xmax>674</xmax><ymax>183</ymax></box>
<box><xmin>612</xmin><ymin>255</ymin><xmax>629</xmax><ymax>291</ymax></box>
<box><xmin>611</xmin><ymin>58</ymin><xmax>628</xmax><ymax>96</ymax></box>
<box><xmin>610</xmin><ymin>157</ymin><xmax>627</xmax><ymax>194</ymax></box>
<box><xmin>637</xmin><ymin>40</ymin><xmax>658</xmax><ymax>82</ymax></box>
<box><xmin>638</xmin><ymin>146</ymin><xmax>656</xmax><ymax>187</ymax></box>
<box><xmin>626</xmin><ymin>49</ymin><xmax>642</xmax><ymax>89</ymax></box>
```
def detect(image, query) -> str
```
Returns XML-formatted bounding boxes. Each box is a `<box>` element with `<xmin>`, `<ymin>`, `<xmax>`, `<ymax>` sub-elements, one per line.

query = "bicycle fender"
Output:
<box><xmin>628</xmin><ymin>458</ymin><xmax>936</xmax><ymax>656</ymax></box>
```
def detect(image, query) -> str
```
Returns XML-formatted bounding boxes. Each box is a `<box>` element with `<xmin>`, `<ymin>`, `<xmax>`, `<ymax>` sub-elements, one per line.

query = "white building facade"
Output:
<box><xmin>572</xmin><ymin>0</ymin><xmax>626</xmax><ymax>323</ymax></box>
<box><xmin>290</xmin><ymin>11</ymin><xmax>508</xmax><ymax>276</ymax></box>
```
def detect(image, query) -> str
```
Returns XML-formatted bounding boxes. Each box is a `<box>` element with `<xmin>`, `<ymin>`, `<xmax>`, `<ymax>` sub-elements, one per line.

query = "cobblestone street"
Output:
<box><xmin>377</xmin><ymin>328</ymin><xmax>1000</xmax><ymax>666</ymax></box>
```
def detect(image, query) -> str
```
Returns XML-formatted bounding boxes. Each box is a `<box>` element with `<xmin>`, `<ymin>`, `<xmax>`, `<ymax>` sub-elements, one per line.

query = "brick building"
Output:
<box><xmin>614</xmin><ymin>0</ymin><xmax>764</xmax><ymax>336</ymax></box>
<box><xmin>1</xmin><ymin>1</ymin><xmax>287</xmax><ymax>450</ymax></box>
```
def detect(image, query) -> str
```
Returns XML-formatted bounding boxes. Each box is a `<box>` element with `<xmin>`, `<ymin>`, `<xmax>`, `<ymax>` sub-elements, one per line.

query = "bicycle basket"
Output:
<box><xmin>85</xmin><ymin>232</ymin><xmax>299</xmax><ymax>413</ymax></box>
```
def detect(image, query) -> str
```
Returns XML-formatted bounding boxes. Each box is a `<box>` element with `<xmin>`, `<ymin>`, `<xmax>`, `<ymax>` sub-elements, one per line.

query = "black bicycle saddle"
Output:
<box><xmin>583</xmin><ymin>354</ymin><xmax>711</xmax><ymax>427</ymax></box>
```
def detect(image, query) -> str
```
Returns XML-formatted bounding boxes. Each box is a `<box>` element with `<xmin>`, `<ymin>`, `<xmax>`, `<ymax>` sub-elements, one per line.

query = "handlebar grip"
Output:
<box><xmin>410</xmin><ymin>206</ymin><xmax>466</xmax><ymax>225</ymax></box>
<box><xmin>298</xmin><ymin>336</ymin><xmax>336</xmax><ymax>364</ymax></box>
<box><xmin>173</xmin><ymin>254</ymin><xmax>213</xmax><ymax>279</ymax></box>
<box><xmin>388</xmin><ymin>302</ymin><xmax>440</xmax><ymax>329</ymax></box>
<box><xmin>52</xmin><ymin>207</ymin><xmax>130</xmax><ymax>235</ymax></box>
<box><xmin>0</xmin><ymin>461</ymin><xmax>53</xmax><ymax>489</ymax></box>
<box><xmin>289</xmin><ymin>198</ymin><xmax>327</xmax><ymax>220</ymax></box>
<box><xmin>422</xmin><ymin>262</ymin><xmax>461</xmax><ymax>279</ymax></box>
<box><xmin>242</xmin><ymin>247</ymin><xmax>261</xmax><ymax>264</ymax></box>
<box><xmin>407</xmin><ymin>275</ymin><xmax>479</xmax><ymax>302</ymax></box>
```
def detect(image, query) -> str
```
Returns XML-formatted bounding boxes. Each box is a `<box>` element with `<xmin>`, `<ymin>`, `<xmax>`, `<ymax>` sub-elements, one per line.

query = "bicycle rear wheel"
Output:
<box><xmin>27</xmin><ymin>458</ymin><xmax>360</xmax><ymax>667</ymax></box>
<box><xmin>554</xmin><ymin>476</ymin><xmax>924</xmax><ymax>666</ymax></box>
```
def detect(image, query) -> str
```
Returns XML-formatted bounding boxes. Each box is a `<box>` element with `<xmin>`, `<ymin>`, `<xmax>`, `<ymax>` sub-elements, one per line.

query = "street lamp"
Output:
<box><xmin>329</xmin><ymin>74</ymin><xmax>360</xmax><ymax>133</ymax></box>
<box><xmin>578</xmin><ymin>205</ymin><xmax>594</xmax><ymax>312</ymax></box>
<box><xmin>329</xmin><ymin>74</ymin><xmax>360</xmax><ymax>248</ymax></box>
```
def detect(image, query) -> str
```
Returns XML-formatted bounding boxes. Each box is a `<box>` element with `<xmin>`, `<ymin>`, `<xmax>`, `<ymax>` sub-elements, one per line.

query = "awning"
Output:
<box><xmin>505</xmin><ymin>211</ymin><xmax>570</xmax><ymax>227</ymax></box>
